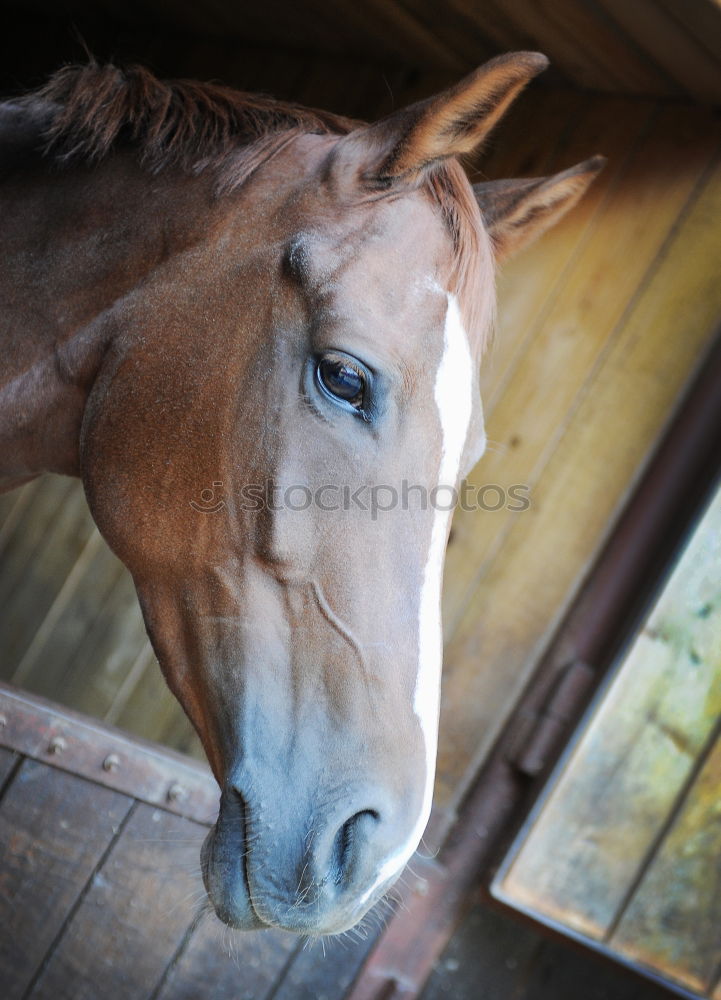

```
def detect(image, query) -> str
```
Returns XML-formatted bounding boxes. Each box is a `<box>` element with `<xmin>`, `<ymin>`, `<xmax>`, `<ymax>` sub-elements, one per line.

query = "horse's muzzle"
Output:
<box><xmin>201</xmin><ymin>783</ymin><xmax>400</xmax><ymax>934</ymax></box>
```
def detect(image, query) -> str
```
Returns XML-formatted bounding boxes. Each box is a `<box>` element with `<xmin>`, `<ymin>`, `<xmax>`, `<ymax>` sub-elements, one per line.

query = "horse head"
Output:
<box><xmin>3</xmin><ymin>54</ymin><xmax>602</xmax><ymax>933</ymax></box>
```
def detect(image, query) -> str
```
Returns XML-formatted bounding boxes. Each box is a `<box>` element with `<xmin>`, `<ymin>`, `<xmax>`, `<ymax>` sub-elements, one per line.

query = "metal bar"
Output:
<box><xmin>0</xmin><ymin>682</ymin><xmax>219</xmax><ymax>825</ymax></box>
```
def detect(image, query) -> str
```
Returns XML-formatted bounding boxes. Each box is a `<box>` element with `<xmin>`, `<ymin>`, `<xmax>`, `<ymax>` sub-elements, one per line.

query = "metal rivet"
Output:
<box><xmin>102</xmin><ymin>753</ymin><xmax>120</xmax><ymax>772</ymax></box>
<box><xmin>47</xmin><ymin>736</ymin><xmax>67</xmax><ymax>755</ymax></box>
<box><xmin>167</xmin><ymin>782</ymin><xmax>188</xmax><ymax>803</ymax></box>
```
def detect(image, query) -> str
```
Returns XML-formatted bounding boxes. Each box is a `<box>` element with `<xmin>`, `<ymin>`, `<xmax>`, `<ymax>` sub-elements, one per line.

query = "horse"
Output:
<box><xmin>0</xmin><ymin>54</ymin><xmax>602</xmax><ymax>935</ymax></box>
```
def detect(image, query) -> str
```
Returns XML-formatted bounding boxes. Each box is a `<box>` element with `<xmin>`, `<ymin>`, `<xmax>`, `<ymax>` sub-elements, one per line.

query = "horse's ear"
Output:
<box><xmin>334</xmin><ymin>52</ymin><xmax>549</xmax><ymax>187</ymax></box>
<box><xmin>475</xmin><ymin>156</ymin><xmax>606</xmax><ymax>263</ymax></box>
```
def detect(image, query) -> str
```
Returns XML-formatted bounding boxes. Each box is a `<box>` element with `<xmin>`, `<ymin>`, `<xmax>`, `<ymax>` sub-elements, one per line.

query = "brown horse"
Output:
<box><xmin>0</xmin><ymin>55</ymin><xmax>602</xmax><ymax>934</ymax></box>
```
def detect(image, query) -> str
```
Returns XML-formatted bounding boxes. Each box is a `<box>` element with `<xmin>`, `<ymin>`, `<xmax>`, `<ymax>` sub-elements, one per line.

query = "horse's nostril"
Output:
<box><xmin>329</xmin><ymin>809</ymin><xmax>378</xmax><ymax>886</ymax></box>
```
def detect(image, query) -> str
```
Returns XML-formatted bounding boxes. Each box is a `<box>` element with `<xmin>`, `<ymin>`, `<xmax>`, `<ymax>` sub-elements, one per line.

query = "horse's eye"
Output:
<box><xmin>316</xmin><ymin>354</ymin><xmax>368</xmax><ymax>412</ymax></box>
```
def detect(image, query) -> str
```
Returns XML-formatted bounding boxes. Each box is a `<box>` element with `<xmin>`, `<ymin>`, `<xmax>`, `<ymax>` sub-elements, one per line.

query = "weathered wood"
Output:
<box><xmin>7</xmin><ymin>0</ymin><xmax>721</xmax><ymax>103</ymax></box>
<box><xmin>16</xmin><ymin>543</ymin><xmax>146</xmax><ymax>719</ymax></box>
<box><xmin>419</xmin><ymin>903</ymin><xmax>543</xmax><ymax>1000</ymax></box>
<box><xmin>0</xmin><ymin>478</ymin><xmax>38</xmax><ymax>538</ymax></box>
<box><xmin>273</xmin><ymin>918</ymin><xmax>383</xmax><ymax>1000</ymax></box>
<box><xmin>657</xmin><ymin>0</ymin><xmax>721</xmax><ymax>70</ymax></box>
<box><xmin>435</xmin><ymin>113</ymin><xmax>721</xmax><ymax>811</ymax></box>
<box><xmin>390</xmin><ymin>0</ymin><xmax>498</xmax><ymax>72</ymax></box>
<box><xmin>478</xmin><ymin>96</ymin><xmax>653</xmax><ymax>414</ymax></box>
<box><xmin>155</xmin><ymin>918</ymin><xmax>299</xmax><ymax>1000</ymax></box>
<box><xmin>0</xmin><ymin>683</ymin><xmax>218</xmax><ymax>823</ymax></box>
<box><xmin>0</xmin><ymin>759</ymin><xmax>132</xmax><ymax>1000</ymax></box>
<box><xmin>497</xmin><ymin>486</ymin><xmax>721</xmax><ymax>954</ymax></box>
<box><xmin>596</xmin><ymin>0</ymin><xmax>721</xmax><ymax>103</ymax></box>
<box><xmin>444</xmin><ymin>100</ymin><xmax>718</xmax><ymax>640</ymax></box>
<box><xmin>0</xmin><ymin>477</ymin><xmax>91</xmax><ymax>679</ymax></box>
<box><xmin>483</xmin><ymin>0</ymin><xmax>674</xmax><ymax>94</ymax></box>
<box><xmin>27</xmin><ymin>804</ymin><xmax>205</xmax><ymax>1000</ymax></box>
<box><xmin>11</xmin><ymin>531</ymin><xmax>120</xmax><ymax>691</ymax></box>
<box><xmin>110</xmin><ymin>646</ymin><xmax>205</xmax><ymax>761</ymax></box>
<box><xmin>103</xmin><ymin>639</ymin><xmax>155</xmax><ymax>725</ymax></box>
<box><xmin>0</xmin><ymin>745</ymin><xmax>19</xmax><ymax>789</ymax></box>
<box><xmin>611</xmin><ymin>729</ymin><xmax>721</xmax><ymax>993</ymax></box>
<box><xmin>443</xmin><ymin>96</ymin><xmax>653</xmax><ymax>632</ymax></box>
<box><xmin>497</xmin><ymin>634</ymin><xmax>714</xmax><ymax>937</ymax></box>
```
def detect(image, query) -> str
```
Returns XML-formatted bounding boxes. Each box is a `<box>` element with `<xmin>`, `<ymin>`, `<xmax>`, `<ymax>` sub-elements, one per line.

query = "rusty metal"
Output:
<box><xmin>166</xmin><ymin>782</ymin><xmax>188</xmax><ymax>803</ymax></box>
<box><xmin>508</xmin><ymin>660</ymin><xmax>595</xmax><ymax>777</ymax></box>
<box><xmin>0</xmin><ymin>683</ymin><xmax>219</xmax><ymax>825</ymax></box>
<box><xmin>46</xmin><ymin>735</ymin><xmax>67</xmax><ymax>755</ymax></box>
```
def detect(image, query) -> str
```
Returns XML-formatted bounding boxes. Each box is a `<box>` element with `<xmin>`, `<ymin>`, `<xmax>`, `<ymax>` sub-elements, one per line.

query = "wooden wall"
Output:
<box><xmin>7</xmin><ymin>0</ymin><xmax>721</xmax><ymax>103</ymax></box>
<box><xmin>436</xmin><ymin>90</ymin><xmax>721</xmax><ymax>814</ymax></box>
<box><xmin>1</xmin><ymin>72</ymin><xmax>720</xmax><ymax>824</ymax></box>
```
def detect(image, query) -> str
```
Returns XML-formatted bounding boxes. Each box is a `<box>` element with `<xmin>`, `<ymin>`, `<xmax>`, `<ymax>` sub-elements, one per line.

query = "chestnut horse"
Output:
<box><xmin>0</xmin><ymin>54</ymin><xmax>601</xmax><ymax>934</ymax></box>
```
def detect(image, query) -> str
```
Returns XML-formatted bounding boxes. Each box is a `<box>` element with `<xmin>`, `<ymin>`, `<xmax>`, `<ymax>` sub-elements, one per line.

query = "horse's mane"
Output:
<box><xmin>20</xmin><ymin>63</ymin><xmax>494</xmax><ymax>341</ymax></box>
<box><xmin>24</xmin><ymin>63</ymin><xmax>354</xmax><ymax>186</ymax></box>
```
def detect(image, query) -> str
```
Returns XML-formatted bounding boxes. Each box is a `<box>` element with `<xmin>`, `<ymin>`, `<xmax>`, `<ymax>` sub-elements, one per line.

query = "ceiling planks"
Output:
<box><xmin>5</xmin><ymin>0</ymin><xmax>721</xmax><ymax>103</ymax></box>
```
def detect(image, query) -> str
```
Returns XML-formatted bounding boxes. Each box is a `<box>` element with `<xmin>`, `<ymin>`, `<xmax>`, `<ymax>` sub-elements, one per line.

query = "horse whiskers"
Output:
<box><xmin>167</xmin><ymin>886</ymin><xmax>211</xmax><ymax>917</ymax></box>
<box><xmin>294</xmin><ymin>859</ymin><xmax>311</xmax><ymax>903</ymax></box>
<box><xmin>416</xmin><ymin>836</ymin><xmax>440</xmax><ymax>861</ymax></box>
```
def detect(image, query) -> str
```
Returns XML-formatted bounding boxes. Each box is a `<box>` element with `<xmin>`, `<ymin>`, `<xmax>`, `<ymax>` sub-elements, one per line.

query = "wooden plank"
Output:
<box><xmin>156</xmin><ymin>918</ymin><xmax>298</xmax><ymax>1000</ymax></box>
<box><xmin>0</xmin><ymin>759</ymin><xmax>132</xmax><ymax>1000</ymax></box>
<box><xmin>657</xmin><ymin>0</ymin><xmax>721</xmax><ymax>70</ymax></box>
<box><xmin>474</xmin><ymin>85</ymin><xmax>589</xmax><ymax>188</ymax></box>
<box><xmin>0</xmin><ymin>478</ymin><xmax>96</xmax><ymax>681</ymax></box>
<box><xmin>0</xmin><ymin>475</ymin><xmax>76</xmax><ymax>608</ymax></box>
<box><xmin>0</xmin><ymin>478</ymin><xmax>38</xmax><ymax>537</ymax></box>
<box><xmin>0</xmin><ymin>746</ymin><xmax>19</xmax><ymax>790</ymax></box>
<box><xmin>111</xmin><ymin>646</ymin><xmax>204</xmax><ymax>761</ymax></box>
<box><xmin>272</xmin><ymin>920</ymin><xmax>383</xmax><ymax>1000</ymax></box>
<box><xmin>497</xmin><ymin>634</ymin><xmax>719</xmax><ymax>938</ymax></box>
<box><xmin>418</xmin><ymin>902</ymin><xmax>540</xmax><ymax>1000</ymax></box>
<box><xmin>0</xmin><ymin>683</ymin><xmax>218</xmax><ymax>823</ymax></box>
<box><xmin>14</xmin><ymin>543</ymin><xmax>145</xmax><ymax>719</ymax></box>
<box><xmin>611</xmin><ymin>730</ymin><xmax>721</xmax><ymax>993</ymax></box>
<box><xmin>392</xmin><ymin>0</ymin><xmax>497</xmax><ymax>71</ymax></box>
<box><xmin>56</xmin><ymin>566</ymin><xmax>147</xmax><ymax>720</ymax></box>
<box><xmin>104</xmin><ymin>640</ymin><xmax>155</xmax><ymax>725</ymax></box>
<box><xmin>478</xmin><ymin>95</ymin><xmax>653</xmax><ymax>415</ymax></box>
<box><xmin>443</xmin><ymin>0</ymin><xmax>528</xmax><ymax>56</ymax></box>
<box><xmin>11</xmin><ymin>531</ymin><xmax>118</xmax><ymax>690</ymax></box>
<box><xmin>596</xmin><ymin>0</ymin><xmax>721</xmax><ymax>102</ymax></box>
<box><xmin>444</xmin><ymin>101</ymin><xmax>714</xmax><ymax>639</ymax></box>
<box><xmin>435</xmin><ymin>130</ymin><xmax>721</xmax><ymax>811</ymax></box>
<box><xmin>483</xmin><ymin>0</ymin><xmax>676</xmax><ymax>95</ymax></box>
<box><xmin>326</xmin><ymin>0</ymin><xmax>468</xmax><ymax>72</ymax></box>
<box><xmin>444</xmin><ymin>92</ymin><xmax>649</xmax><ymax>630</ymax></box>
<box><xmin>497</xmin><ymin>486</ymin><xmax>721</xmax><ymax>944</ymax></box>
<box><xmin>28</xmin><ymin>804</ymin><xmax>207</xmax><ymax>1000</ymax></box>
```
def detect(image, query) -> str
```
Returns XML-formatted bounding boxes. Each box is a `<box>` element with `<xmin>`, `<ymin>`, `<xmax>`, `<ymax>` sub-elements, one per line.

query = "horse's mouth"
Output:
<box><xmin>201</xmin><ymin>825</ymin><xmax>269</xmax><ymax>930</ymax></box>
<box><xmin>200</xmin><ymin>812</ymin><xmax>392</xmax><ymax>936</ymax></box>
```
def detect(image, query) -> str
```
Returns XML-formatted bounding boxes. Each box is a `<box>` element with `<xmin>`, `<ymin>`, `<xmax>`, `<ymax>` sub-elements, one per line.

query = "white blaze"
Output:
<box><xmin>357</xmin><ymin>293</ymin><xmax>476</xmax><ymax>907</ymax></box>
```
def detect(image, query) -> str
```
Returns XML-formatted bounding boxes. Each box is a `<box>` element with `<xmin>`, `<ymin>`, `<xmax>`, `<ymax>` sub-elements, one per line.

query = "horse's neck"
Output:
<box><xmin>0</xmin><ymin>116</ymin><xmax>211</xmax><ymax>492</ymax></box>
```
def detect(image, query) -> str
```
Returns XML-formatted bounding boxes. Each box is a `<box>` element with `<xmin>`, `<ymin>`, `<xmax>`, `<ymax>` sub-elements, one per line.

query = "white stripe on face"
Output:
<box><xmin>356</xmin><ymin>293</ymin><xmax>476</xmax><ymax>907</ymax></box>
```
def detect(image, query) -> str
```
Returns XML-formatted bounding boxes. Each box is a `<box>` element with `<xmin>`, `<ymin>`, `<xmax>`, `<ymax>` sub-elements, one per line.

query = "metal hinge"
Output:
<box><xmin>506</xmin><ymin>660</ymin><xmax>595</xmax><ymax>777</ymax></box>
